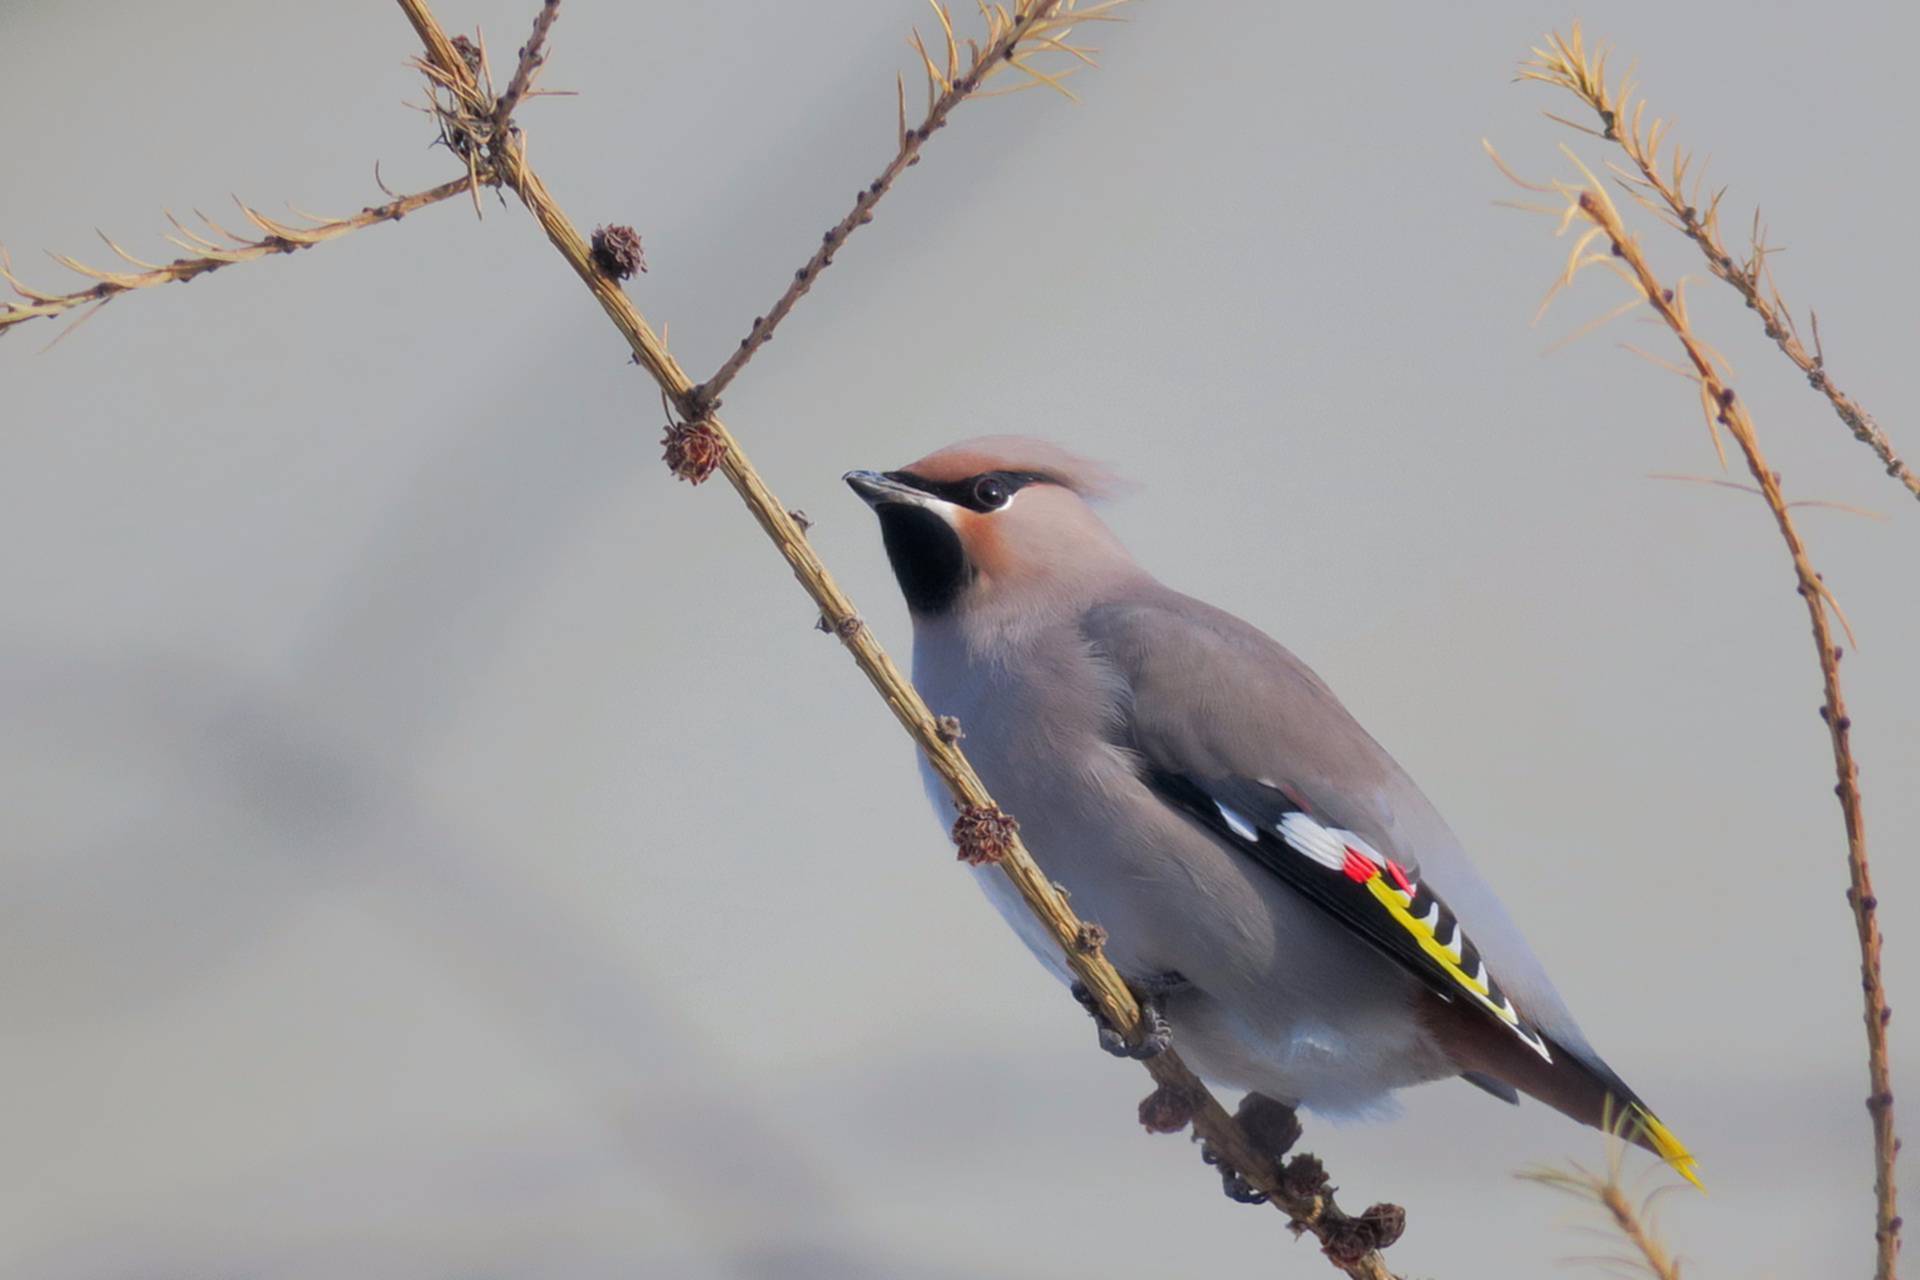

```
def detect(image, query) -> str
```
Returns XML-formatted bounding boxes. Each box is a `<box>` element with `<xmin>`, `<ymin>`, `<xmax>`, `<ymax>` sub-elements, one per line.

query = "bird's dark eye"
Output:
<box><xmin>972</xmin><ymin>475</ymin><xmax>1010</xmax><ymax>509</ymax></box>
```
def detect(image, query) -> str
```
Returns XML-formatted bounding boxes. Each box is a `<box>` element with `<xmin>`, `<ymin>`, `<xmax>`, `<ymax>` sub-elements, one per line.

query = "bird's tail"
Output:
<box><xmin>1622</xmin><ymin>1102</ymin><xmax>1702</xmax><ymax>1190</ymax></box>
<box><xmin>1431</xmin><ymin>998</ymin><xmax>1702</xmax><ymax>1188</ymax></box>
<box><xmin>1540</xmin><ymin>1042</ymin><xmax>1703</xmax><ymax>1191</ymax></box>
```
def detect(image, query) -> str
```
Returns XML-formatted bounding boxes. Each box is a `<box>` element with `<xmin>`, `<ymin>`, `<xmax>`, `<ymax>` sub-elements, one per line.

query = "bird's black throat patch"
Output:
<box><xmin>877</xmin><ymin>503</ymin><xmax>971</xmax><ymax>615</ymax></box>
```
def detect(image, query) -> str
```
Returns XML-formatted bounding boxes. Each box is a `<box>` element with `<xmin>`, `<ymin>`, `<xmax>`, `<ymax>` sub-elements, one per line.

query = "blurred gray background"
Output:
<box><xmin>3</xmin><ymin>1</ymin><xmax>1915</xmax><ymax>1276</ymax></box>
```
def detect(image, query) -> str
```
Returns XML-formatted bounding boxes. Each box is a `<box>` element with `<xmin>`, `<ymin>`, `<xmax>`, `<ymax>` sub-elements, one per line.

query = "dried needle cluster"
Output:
<box><xmin>1520</xmin><ymin>25</ymin><xmax>1915</xmax><ymax>504</ymax></box>
<box><xmin>0</xmin><ymin>177</ymin><xmax>481</xmax><ymax>339</ymax></box>
<box><xmin>1522</xmin><ymin>1124</ymin><xmax>1683</xmax><ymax>1280</ymax></box>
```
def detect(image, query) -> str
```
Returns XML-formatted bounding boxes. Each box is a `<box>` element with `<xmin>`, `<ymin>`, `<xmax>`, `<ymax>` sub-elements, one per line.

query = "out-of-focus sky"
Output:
<box><xmin>3</xmin><ymin>2</ymin><xmax>1914</xmax><ymax>1276</ymax></box>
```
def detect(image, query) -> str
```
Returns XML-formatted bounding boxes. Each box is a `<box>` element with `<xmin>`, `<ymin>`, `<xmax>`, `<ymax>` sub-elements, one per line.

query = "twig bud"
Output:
<box><xmin>661</xmin><ymin>419</ymin><xmax>726</xmax><ymax>484</ymax></box>
<box><xmin>951</xmin><ymin>804</ymin><xmax>1018</xmax><ymax>866</ymax></box>
<box><xmin>1138</xmin><ymin>1082</ymin><xmax>1197</xmax><ymax>1134</ymax></box>
<box><xmin>590</xmin><ymin>224</ymin><xmax>647</xmax><ymax>280</ymax></box>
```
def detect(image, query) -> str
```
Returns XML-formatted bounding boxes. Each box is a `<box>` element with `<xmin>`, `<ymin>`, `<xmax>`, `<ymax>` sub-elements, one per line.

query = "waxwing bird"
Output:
<box><xmin>845</xmin><ymin>436</ymin><xmax>1698</xmax><ymax>1189</ymax></box>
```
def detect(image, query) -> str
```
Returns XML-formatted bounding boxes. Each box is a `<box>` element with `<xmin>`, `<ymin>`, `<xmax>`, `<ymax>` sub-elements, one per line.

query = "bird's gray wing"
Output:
<box><xmin>1081</xmin><ymin>588</ymin><xmax>1700</xmax><ymax>1185</ymax></box>
<box><xmin>1081</xmin><ymin>589</ymin><xmax>1566</xmax><ymax>1064</ymax></box>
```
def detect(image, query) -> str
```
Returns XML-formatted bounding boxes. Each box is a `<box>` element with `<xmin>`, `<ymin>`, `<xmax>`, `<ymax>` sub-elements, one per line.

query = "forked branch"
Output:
<box><xmin>391</xmin><ymin>0</ymin><xmax>1402</xmax><ymax>1273</ymax></box>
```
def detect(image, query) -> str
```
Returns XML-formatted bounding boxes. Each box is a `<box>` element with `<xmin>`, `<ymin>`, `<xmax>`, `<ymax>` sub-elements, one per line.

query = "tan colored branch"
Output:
<box><xmin>1521</xmin><ymin>26</ymin><xmax>1917</xmax><ymax>504</ymax></box>
<box><xmin>1523</xmin><ymin>151</ymin><xmax>1900</xmax><ymax>1280</ymax></box>
<box><xmin>693</xmin><ymin>0</ymin><xmax>1118</xmax><ymax>409</ymax></box>
<box><xmin>392</xmin><ymin>0</ymin><xmax>1400</xmax><ymax>1273</ymax></box>
<box><xmin>0</xmin><ymin>177</ymin><xmax>479</xmax><ymax>337</ymax></box>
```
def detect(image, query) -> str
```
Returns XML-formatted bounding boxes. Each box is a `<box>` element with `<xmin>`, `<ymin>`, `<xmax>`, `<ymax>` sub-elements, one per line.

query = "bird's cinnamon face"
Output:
<box><xmin>842</xmin><ymin>466</ymin><xmax>1055</xmax><ymax>615</ymax></box>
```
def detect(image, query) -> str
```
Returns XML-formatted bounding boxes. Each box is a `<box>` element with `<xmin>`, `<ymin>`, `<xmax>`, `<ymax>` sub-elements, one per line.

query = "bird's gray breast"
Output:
<box><xmin>908</xmin><ymin>617</ymin><xmax>1270</xmax><ymax>986</ymax></box>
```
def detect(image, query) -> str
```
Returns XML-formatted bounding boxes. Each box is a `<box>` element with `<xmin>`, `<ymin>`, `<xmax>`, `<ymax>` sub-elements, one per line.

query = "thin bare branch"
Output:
<box><xmin>1504</xmin><ymin>144</ymin><xmax>1900</xmax><ymax>1280</ymax></box>
<box><xmin>691</xmin><ymin>0</ymin><xmax>1118</xmax><ymax>412</ymax></box>
<box><xmin>492</xmin><ymin>0</ymin><xmax>562</xmax><ymax>131</ymax></box>
<box><xmin>393</xmin><ymin>0</ymin><xmax>1400</xmax><ymax>1272</ymax></box>
<box><xmin>1522</xmin><ymin>24</ymin><xmax>1917</xmax><ymax>505</ymax></box>
<box><xmin>0</xmin><ymin>176</ymin><xmax>482</xmax><ymax>337</ymax></box>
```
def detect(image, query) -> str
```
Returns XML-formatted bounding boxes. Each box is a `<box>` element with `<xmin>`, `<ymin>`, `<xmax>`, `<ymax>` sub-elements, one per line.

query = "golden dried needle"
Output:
<box><xmin>2</xmin><ymin>176</ymin><xmax>485</xmax><ymax>337</ymax></box>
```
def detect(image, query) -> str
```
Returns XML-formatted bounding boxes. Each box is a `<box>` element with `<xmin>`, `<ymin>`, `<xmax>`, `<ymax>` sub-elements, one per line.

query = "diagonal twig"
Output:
<box><xmin>392</xmin><ymin>0</ymin><xmax>1402</xmax><ymax>1274</ymax></box>
<box><xmin>0</xmin><ymin>176</ymin><xmax>482</xmax><ymax>337</ymax></box>
<box><xmin>691</xmin><ymin>0</ymin><xmax>1120</xmax><ymax>412</ymax></box>
<box><xmin>1520</xmin><ymin>24</ymin><xmax>1917</xmax><ymax>505</ymax></box>
<box><xmin>1509</xmin><ymin>143</ymin><xmax>1900</xmax><ymax>1280</ymax></box>
<box><xmin>492</xmin><ymin>0</ymin><xmax>561</xmax><ymax>132</ymax></box>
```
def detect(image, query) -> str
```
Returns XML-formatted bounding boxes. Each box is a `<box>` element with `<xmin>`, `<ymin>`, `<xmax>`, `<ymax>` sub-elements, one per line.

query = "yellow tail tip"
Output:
<box><xmin>1633</xmin><ymin>1108</ymin><xmax>1705</xmax><ymax>1192</ymax></box>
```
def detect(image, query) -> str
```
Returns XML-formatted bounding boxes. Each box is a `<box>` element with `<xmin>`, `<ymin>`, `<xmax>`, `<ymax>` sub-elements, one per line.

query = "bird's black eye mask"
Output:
<box><xmin>884</xmin><ymin>469</ymin><xmax>1058</xmax><ymax>513</ymax></box>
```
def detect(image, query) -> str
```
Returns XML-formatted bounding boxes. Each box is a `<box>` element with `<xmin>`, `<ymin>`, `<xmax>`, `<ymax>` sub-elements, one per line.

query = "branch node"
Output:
<box><xmin>1073</xmin><ymin>921</ymin><xmax>1108</xmax><ymax>953</ymax></box>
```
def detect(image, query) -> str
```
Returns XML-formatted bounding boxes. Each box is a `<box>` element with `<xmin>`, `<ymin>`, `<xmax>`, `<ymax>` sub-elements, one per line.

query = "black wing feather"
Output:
<box><xmin>1145</xmin><ymin>769</ymin><xmax>1552</xmax><ymax>1061</ymax></box>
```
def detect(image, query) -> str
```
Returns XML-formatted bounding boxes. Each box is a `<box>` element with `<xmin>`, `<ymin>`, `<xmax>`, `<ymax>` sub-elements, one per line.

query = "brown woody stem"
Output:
<box><xmin>1574</xmin><ymin>183</ymin><xmax>1899</xmax><ymax>1280</ymax></box>
<box><xmin>691</xmin><ymin>0</ymin><xmax>1062</xmax><ymax>411</ymax></box>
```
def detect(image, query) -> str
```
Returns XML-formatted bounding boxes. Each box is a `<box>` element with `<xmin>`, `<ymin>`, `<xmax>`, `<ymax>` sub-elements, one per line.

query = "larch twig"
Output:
<box><xmin>691</xmin><ymin>0</ymin><xmax>1122</xmax><ymax>412</ymax></box>
<box><xmin>391</xmin><ymin>0</ymin><xmax>1403</xmax><ymax>1273</ymax></box>
<box><xmin>0</xmin><ymin>176</ymin><xmax>482</xmax><ymax>337</ymax></box>
<box><xmin>1523</xmin><ymin>1126</ymin><xmax>1683</xmax><ymax>1280</ymax></box>
<box><xmin>1508</xmin><ymin>141</ymin><xmax>1900</xmax><ymax>1280</ymax></box>
<box><xmin>492</xmin><ymin>0</ymin><xmax>561</xmax><ymax>131</ymax></box>
<box><xmin>1520</xmin><ymin>25</ymin><xmax>1917</xmax><ymax>505</ymax></box>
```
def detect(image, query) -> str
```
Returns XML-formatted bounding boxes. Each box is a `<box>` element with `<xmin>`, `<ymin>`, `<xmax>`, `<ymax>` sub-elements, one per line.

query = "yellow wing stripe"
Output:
<box><xmin>1365</xmin><ymin>876</ymin><xmax>1493</xmax><ymax>1002</ymax></box>
<box><xmin>1361</xmin><ymin>875</ymin><xmax>1552</xmax><ymax>1060</ymax></box>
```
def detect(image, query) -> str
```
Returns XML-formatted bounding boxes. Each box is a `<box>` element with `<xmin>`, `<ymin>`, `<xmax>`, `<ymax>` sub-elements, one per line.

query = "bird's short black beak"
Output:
<box><xmin>843</xmin><ymin>470</ymin><xmax>926</xmax><ymax>508</ymax></box>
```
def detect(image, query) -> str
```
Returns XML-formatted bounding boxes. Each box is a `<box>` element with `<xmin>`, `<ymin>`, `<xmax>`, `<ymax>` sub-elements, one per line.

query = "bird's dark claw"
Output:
<box><xmin>1197</xmin><ymin>1095</ymin><xmax>1302</xmax><ymax>1207</ymax></box>
<box><xmin>1070</xmin><ymin>972</ymin><xmax>1185</xmax><ymax>1060</ymax></box>
<box><xmin>1201</xmin><ymin>1140</ymin><xmax>1270</xmax><ymax>1205</ymax></box>
<box><xmin>1221</xmin><ymin>1168</ymin><xmax>1270</xmax><ymax>1205</ymax></box>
